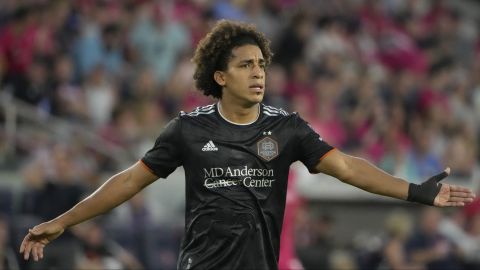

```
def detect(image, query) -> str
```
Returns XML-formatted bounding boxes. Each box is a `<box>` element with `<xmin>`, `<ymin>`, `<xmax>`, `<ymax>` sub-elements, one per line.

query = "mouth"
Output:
<box><xmin>249</xmin><ymin>84</ymin><xmax>264</xmax><ymax>93</ymax></box>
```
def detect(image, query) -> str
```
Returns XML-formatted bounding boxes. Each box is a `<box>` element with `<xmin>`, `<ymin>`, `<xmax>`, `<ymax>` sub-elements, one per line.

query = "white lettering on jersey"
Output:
<box><xmin>203</xmin><ymin>165</ymin><xmax>276</xmax><ymax>189</ymax></box>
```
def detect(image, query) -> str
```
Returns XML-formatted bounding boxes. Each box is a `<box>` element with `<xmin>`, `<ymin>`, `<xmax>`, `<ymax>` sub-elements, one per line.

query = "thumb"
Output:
<box><xmin>29</xmin><ymin>228</ymin><xmax>42</xmax><ymax>236</ymax></box>
<box><xmin>29</xmin><ymin>224</ymin><xmax>47</xmax><ymax>236</ymax></box>
<box><xmin>432</xmin><ymin>167</ymin><xmax>450</xmax><ymax>183</ymax></box>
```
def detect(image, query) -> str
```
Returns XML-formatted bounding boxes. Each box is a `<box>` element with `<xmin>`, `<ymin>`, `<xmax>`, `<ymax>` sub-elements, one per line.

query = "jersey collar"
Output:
<box><xmin>216</xmin><ymin>102</ymin><xmax>261</xmax><ymax>126</ymax></box>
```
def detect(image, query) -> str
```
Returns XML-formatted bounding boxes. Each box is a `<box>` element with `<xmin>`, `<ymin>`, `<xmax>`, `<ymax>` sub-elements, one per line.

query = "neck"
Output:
<box><xmin>218</xmin><ymin>100</ymin><xmax>260</xmax><ymax>125</ymax></box>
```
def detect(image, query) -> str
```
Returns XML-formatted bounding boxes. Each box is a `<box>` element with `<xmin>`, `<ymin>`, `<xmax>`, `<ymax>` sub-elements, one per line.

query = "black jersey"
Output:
<box><xmin>141</xmin><ymin>103</ymin><xmax>334</xmax><ymax>270</ymax></box>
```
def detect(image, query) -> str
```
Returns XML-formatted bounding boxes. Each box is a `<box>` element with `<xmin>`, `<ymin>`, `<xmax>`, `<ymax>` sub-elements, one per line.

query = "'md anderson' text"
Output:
<box><xmin>203</xmin><ymin>166</ymin><xmax>275</xmax><ymax>188</ymax></box>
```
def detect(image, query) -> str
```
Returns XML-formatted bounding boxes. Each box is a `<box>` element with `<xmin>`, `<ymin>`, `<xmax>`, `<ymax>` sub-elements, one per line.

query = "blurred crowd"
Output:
<box><xmin>295</xmin><ymin>203</ymin><xmax>480</xmax><ymax>270</ymax></box>
<box><xmin>0</xmin><ymin>0</ymin><xmax>479</xmax><ymax>269</ymax></box>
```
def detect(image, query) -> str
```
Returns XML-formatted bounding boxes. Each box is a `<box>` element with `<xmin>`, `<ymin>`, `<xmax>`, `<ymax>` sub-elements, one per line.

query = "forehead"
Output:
<box><xmin>229</xmin><ymin>44</ymin><xmax>264</xmax><ymax>62</ymax></box>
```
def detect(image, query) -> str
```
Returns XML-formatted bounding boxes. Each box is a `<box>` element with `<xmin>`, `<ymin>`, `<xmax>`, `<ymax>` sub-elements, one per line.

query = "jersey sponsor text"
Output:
<box><xmin>203</xmin><ymin>166</ymin><xmax>275</xmax><ymax>188</ymax></box>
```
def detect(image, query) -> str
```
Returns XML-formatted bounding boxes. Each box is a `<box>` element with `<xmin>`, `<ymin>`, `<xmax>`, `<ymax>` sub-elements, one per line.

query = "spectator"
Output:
<box><xmin>75</xmin><ymin>220</ymin><xmax>144</xmax><ymax>270</ymax></box>
<box><xmin>83</xmin><ymin>65</ymin><xmax>118</xmax><ymax>127</ymax></box>
<box><xmin>20</xmin><ymin>143</ymin><xmax>85</xmax><ymax>270</ymax></box>
<box><xmin>406</xmin><ymin>207</ymin><xmax>461</xmax><ymax>270</ymax></box>
<box><xmin>107</xmin><ymin>192</ymin><xmax>154</xmax><ymax>269</ymax></box>
<box><xmin>296</xmin><ymin>210</ymin><xmax>334</xmax><ymax>270</ymax></box>
<box><xmin>400</xmin><ymin>119</ymin><xmax>443</xmax><ymax>183</ymax></box>
<box><xmin>439</xmin><ymin>209</ymin><xmax>479</xmax><ymax>268</ymax></box>
<box><xmin>463</xmin><ymin>212</ymin><xmax>480</xmax><ymax>268</ymax></box>
<box><xmin>0</xmin><ymin>6</ymin><xmax>37</xmax><ymax>92</ymax></box>
<box><xmin>380</xmin><ymin>209</ymin><xmax>422</xmax><ymax>270</ymax></box>
<box><xmin>263</xmin><ymin>64</ymin><xmax>289</xmax><ymax>110</ymax></box>
<box><xmin>275</xmin><ymin>12</ymin><xmax>314</xmax><ymax>71</ymax></box>
<box><xmin>0</xmin><ymin>216</ymin><xmax>19</xmax><ymax>270</ymax></box>
<box><xmin>13</xmin><ymin>58</ymin><xmax>52</xmax><ymax>112</ymax></box>
<box><xmin>51</xmin><ymin>54</ymin><xmax>88</xmax><ymax>120</ymax></box>
<box><xmin>128</xmin><ymin>1</ymin><xmax>189</xmax><ymax>84</ymax></box>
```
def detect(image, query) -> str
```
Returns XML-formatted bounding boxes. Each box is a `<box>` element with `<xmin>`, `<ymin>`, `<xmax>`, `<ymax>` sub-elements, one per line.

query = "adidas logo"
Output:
<box><xmin>202</xmin><ymin>140</ymin><xmax>218</xmax><ymax>151</ymax></box>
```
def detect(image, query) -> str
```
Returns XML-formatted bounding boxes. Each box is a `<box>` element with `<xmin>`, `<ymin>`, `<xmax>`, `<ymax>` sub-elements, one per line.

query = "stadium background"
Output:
<box><xmin>0</xmin><ymin>0</ymin><xmax>479</xmax><ymax>269</ymax></box>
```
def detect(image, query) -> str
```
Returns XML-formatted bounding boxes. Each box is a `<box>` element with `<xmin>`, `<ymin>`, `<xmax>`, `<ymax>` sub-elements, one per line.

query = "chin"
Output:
<box><xmin>248</xmin><ymin>99</ymin><xmax>263</xmax><ymax>106</ymax></box>
<box><xmin>239</xmin><ymin>94</ymin><xmax>263</xmax><ymax>107</ymax></box>
<box><xmin>251</xmin><ymin>93</ymin><xmax>264</xmax><ymax>103</ymax></box>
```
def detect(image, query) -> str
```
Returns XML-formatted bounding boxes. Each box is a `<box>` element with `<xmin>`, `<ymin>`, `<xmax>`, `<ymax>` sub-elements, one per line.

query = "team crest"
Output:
<box><xmin>257</xmin><ymin>137</ymin><xmax>279</xmax><ymax>161</ymax></box>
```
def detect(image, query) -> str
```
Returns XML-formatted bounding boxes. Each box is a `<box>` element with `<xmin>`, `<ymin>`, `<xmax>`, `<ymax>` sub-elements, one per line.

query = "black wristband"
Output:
<box><xmin>407</xmin><ymin>171</ymin><xmax>448</xmax><ymax>205</ymax></box>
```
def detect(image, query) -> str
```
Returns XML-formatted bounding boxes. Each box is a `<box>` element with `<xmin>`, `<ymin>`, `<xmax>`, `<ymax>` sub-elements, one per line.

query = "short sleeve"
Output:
<box><xmin>295</xmin><ymin>115</ymin><xmax>334</xmax><ymax>172</ymax></box>
<box><xmin>141</xmin><ymin>117</ymin><xmax>183</xmax><ymax>178</ymax></box>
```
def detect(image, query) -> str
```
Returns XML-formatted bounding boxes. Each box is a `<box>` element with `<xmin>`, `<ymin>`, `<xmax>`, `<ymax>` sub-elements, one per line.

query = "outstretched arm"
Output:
<box><xmin>315</xmin><ymin>149</ymin><xmax>475</xmax><ymax>206</ymax></box>
<box><xmin>19</xmin><ymin>161</ymin><xmax>158</xmax><ymax>261</ymax></box>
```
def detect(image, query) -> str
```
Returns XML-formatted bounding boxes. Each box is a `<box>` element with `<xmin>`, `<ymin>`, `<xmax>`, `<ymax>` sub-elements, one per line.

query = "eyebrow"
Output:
<box><xmin>238</xmin><ymin>59</ymin><xmax>266</xmax><ymax>64</ymax></box>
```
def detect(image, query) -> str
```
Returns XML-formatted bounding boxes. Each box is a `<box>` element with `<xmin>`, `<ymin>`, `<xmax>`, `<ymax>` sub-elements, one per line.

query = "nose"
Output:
<box><xmin>251</xmin><ymin>64</ymin><xmax>264</xmax><ymax>79</ymax></box>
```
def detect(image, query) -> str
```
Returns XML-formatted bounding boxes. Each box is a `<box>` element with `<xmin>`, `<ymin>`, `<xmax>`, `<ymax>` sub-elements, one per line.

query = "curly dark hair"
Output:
<box><xmin>192</xmin><ymin>20</ymin><xmax>273</xmax><ymax>99</ymax></box>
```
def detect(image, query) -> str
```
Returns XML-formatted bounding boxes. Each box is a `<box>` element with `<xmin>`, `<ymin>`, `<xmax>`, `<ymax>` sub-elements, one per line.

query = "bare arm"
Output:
<box><xmin>315</xmin><ymin>149</ymin><xmax>409</xmax><ymax>200</ymax></box>
<box><xmin>315</xmin><ymin>149</ymin><xmax>475</xmax><ymax>205</ymax></box>
<box><xmin>20</xmin><ymin>161</ymin><xmax>158</xmax><ymax>261</ymax></box>
<box><xmin>53</xmin><ymin>161</ymin><xmax>157</xmax><ymax>228</ymax></box>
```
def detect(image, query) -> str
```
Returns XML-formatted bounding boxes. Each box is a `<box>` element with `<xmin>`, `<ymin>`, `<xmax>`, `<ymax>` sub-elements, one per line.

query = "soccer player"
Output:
<box><xmin>20</xmin><ymin>20</ymin><xmax>475</xmax><ymax>270</ymax></box>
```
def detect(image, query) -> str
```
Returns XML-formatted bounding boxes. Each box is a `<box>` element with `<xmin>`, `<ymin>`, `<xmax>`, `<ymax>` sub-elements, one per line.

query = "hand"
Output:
<box><xmin>433</xmin><ymin>168</ymin><xmax>476</xmax><ymax>207</ymax></box>
<box><xmin>19</xmin><ymin>221</ymin><xmax>65</xmax><ymax>261</ymax></box>
<box><xmin>433</xmin><ymin>168</ymin><xmax>475</xmax><ymax>207</ymax></box>
<box><xmin>408</xmin><ymin>167</ymin><xmax>476</xmax><ymax>206</ymax></box>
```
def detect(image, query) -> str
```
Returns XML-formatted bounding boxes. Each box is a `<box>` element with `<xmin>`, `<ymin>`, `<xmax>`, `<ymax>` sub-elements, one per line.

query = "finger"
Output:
<box><xmin>32</xmin><ymin>244</ymin><xmax>38</xmax><ymax>261</ymax></box>
<box><xmin>20</xmin><ymin>236</ymin><xmax>28</xmax><ymax>253</ymax></box>
<box><xmin>33</xmin><ymin>243</ymin><xmax>43</xmax><ymax>261</ymax></box>
<box><xmin>443</xmin><ymin>201</ymin><xmax>465</xmax><ymax>207</ymax></box>
<box><xmin>450</xmin><ymin>191</ymin><xmax>476</xmax><ymax>198</ymax></box>
<box><xmin>450</xmin><ymin>196</ymin><xmax>475</xmax><ymax>204</ymax></box>
<box><xmin>33</xmin><ymin>243</ymin><xmax>39</xmax><ymax>261</ymax></box>
<box><xmin>434</xmin><ymin>167</ymin><xmax>450</xmax><ymax>183</ymax></box>
<box><xmin>448</xmin><ymin>202</ymin><xmax>465</xmax><ymax>207</ymax></box>
<box><xmin>23</xmin><ymin>240</ymin><xmax>33</xmax><ymax>260</ymax></box>
<box><xmin>449</xmin><ymin>185</ymin><xmax>475</xmax><ymax>194</ymax></box>
<box><xmin>447</xmin><ymin>196</ymin><xmax>474</xmax><ymax>203</ymax></box>
<box><xmin>39</xmin><ymin>244</ymin><xmax>44</xmax><ymax>259</ymax></box>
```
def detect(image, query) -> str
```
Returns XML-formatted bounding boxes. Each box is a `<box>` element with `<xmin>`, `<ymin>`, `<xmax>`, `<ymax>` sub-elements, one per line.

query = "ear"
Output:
<box><xmin>214</xmin><ymin>71</ymin><xmax>226</xmax><ymax>87</ymax></box>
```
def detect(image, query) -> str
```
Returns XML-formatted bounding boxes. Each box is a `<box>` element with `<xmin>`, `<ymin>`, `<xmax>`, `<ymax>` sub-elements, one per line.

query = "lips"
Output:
<box><xmin>249</xmin><ymin>84</ymin><xmax>264</xmax><ymax>90</ymax></box>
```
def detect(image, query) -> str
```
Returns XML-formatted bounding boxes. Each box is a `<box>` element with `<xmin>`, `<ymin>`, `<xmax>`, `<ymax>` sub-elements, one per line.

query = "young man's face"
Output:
<box><xmin>217</xmin><ymin>44</ymin><xmax>266</xmax><ymax>106</ymax></box>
